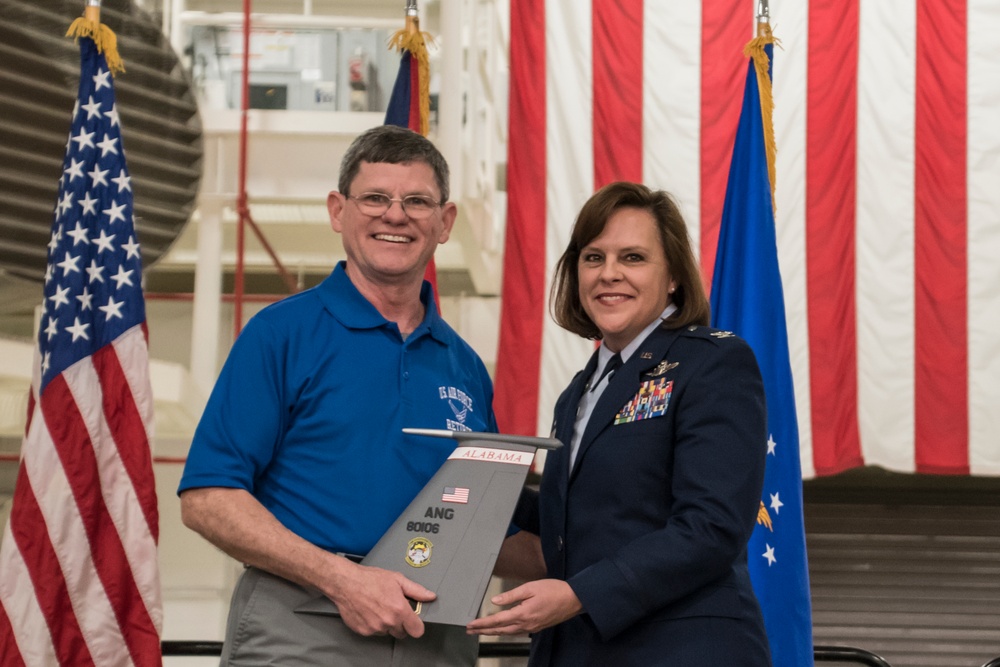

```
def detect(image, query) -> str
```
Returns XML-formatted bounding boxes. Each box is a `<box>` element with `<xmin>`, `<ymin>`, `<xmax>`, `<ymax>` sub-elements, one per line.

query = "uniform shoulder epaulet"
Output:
<box><xmin>680</xmin><ymin>324</ymin><xmax>740</xmax><ymax>344</ymax></box>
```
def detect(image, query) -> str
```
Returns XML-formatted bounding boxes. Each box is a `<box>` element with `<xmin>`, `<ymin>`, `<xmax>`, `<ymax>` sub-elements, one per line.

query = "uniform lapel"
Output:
<box><xmin>571</xmin><ymin>326</ymin><xmax>682</xmax><ymax>481</ymax></box>
<box><xmin>553</xmin><ymin>350</ymin><xmax>598</xmax><ymax>500</ymax></box>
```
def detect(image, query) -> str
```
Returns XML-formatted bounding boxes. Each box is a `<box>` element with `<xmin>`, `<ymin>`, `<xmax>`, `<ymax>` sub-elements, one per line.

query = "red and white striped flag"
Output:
<box><xmin>494</xmin><ymin>0</ymin><xmax>1000</xmax><ymax>478</ymax></box>
<box><xmin>442</xmin><ymin>486</ymin><xmax>471</xmax><ymax>504</ymax></box>
<box><xmin>0</xmin><ymin>24</ymin><xmax>162</xmax><ymax>666</ymax></box>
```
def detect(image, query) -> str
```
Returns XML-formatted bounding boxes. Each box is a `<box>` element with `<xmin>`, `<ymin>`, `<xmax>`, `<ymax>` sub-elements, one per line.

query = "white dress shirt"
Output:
<box><xmin>568</xmin><ymin>303</ymin><xmax>678</xmax><ymax>471</ymax></box>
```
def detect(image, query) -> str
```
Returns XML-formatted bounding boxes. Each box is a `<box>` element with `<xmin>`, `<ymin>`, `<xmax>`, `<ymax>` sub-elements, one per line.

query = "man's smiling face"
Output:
<box><xmin>328</xmin><ymin>160</ymin><xmax>456</xmax><ymax>288</ymax></box>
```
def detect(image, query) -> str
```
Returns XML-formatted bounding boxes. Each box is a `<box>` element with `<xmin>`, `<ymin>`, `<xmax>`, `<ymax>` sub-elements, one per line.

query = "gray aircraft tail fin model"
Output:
<box><xmin>295</xmin><ymin>429</ymin><xmax>561</xmax><ymax>626</ymax></box>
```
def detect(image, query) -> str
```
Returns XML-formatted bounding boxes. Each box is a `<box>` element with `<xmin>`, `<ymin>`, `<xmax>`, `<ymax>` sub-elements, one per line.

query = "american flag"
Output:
<box><xmin>0</xmin><ymin>35</ymin><xmax>162</xmax><ymax>665</ymax></box>
<box><xmin>442</xmin><ymin>486</ymin><xmax>470</xmax><ymax>504</ymax></box>
<box><xmin>494</xmin><ymin>0</ymin><xmax>1000</xmax><ymax>478</ymax></box>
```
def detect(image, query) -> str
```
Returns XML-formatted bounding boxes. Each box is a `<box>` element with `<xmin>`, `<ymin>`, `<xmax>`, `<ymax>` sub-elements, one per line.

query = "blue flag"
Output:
<box><xmin>384</xmin><ymin>50</ymin><xmax>418</xmax><ymax>129</ymax></box>
<box><xmin>710</xmin><ymin>39</ymin><xmax>814</xmax><ymax>667</ymax></box>
<box><xmin>382</xmin><ymin>21</ymin><xmax>439</xmax><ymax>303</ymax></box>
<box><xmin>384</xmin><ymin>22</ymin><xmax>430</xmax><ymax>136</ymax></box>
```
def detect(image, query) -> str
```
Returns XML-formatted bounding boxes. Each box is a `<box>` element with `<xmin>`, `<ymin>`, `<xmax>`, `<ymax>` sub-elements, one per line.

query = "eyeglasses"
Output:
<box><xmin>348</xmin><ymin>192</ymin><xmax>442</xmax><ymax>219</ymax></box>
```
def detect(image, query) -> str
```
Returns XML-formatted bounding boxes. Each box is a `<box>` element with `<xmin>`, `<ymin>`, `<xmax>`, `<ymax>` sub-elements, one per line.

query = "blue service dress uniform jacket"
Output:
<box><xmin>525</xmin><ymin>324</ymin><xmax>773</xmax><ymax>667</ymax></box>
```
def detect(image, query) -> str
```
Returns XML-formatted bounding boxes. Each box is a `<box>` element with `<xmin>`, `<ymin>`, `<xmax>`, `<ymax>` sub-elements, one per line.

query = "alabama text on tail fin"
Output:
<box><xmin>294</xmin><ymin>429</ymin><xmax>561</xmax><ymax>626</ymax></box>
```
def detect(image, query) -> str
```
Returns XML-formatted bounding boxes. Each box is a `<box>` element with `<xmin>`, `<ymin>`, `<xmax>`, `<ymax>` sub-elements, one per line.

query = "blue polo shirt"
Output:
<box><xmin>178</xmin><ymin>262</ymin><xmax>497</xmax><ymax>554</ymax></box>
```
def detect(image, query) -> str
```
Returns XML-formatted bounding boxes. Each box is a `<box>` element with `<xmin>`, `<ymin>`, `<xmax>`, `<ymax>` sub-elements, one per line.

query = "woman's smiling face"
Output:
<box><xmin>577</xmin><ymin>206</ymin><xmax>677</xmax><ymax>352</ymax></box>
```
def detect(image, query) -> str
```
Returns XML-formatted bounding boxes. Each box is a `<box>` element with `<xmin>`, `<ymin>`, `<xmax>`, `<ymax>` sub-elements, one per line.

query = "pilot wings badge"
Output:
<box><xmin>645</xmin><ymin>360</ymin><xmax>679</xmax><ymax>377</ymax></box>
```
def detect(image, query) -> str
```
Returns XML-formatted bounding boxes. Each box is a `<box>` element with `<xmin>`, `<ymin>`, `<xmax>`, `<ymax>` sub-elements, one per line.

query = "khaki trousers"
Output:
<box><xmin>221</xmin><ymin>567</ymin><xmax>479</xmax><ymax>667</ymax></box>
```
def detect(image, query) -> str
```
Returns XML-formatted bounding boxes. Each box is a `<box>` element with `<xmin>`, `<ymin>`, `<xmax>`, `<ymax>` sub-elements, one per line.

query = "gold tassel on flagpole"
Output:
<box><xmin>66</xmin><ymin>6</ymin><xmax>125</xmax><ymax>76</ymax></box>
<box><xmin>744</xmin><ymin>23</ymin><xmax>778</xmax><ymax>213</ymax></box>
<box><xmin>387</xmin><ymin>11</ymin><xmax>432</xmax><ymax>136</ymax></box>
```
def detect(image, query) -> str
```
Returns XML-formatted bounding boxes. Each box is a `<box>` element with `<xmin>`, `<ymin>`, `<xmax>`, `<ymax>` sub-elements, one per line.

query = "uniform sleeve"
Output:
<box><xmin>177</xmin><ymin>317</ymin><xmax>289</xmax><ymax>494</ymax></box>
<box><xmin>567</xmin><ymin>339</ymin><xmax>767</xmax><ymax>640</ymax></box>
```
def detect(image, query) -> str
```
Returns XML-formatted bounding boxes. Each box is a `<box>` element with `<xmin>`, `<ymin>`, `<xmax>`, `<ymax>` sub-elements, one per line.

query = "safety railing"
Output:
<box><xmin>814</xmin><ymin>645</ymin><xmax>892</xmax><ymax>666</ymax></box>
<box><xmin>162</xmin><ymin>640</ymin><xmax>895</xmax><ymax>665</ymax></box>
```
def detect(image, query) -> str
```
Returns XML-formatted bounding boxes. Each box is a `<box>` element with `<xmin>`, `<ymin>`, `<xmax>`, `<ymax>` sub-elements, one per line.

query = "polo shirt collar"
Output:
<box><xmin>317</xmin><ymin>262</ymin><xmax>449</xmax><ymax>343</ymax></box>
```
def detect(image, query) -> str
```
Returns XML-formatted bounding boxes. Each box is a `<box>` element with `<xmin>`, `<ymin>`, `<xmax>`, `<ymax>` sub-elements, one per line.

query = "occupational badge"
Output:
<box><xmin>405</xmin><ymin>537</ymin><xmax>433</xmax><ymax>568</ymax></box>
<box><xmin>644</xmin><ymin>360</ymin><xmax>679</xmax><ymax>377</ymax></box>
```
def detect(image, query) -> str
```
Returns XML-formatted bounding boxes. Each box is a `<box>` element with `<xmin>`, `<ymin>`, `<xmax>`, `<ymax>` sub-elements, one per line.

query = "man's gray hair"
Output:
<box><xmin>338</xmin><ymin>125</ymin><xmax>450</xmax><ymax>202</ymax></box>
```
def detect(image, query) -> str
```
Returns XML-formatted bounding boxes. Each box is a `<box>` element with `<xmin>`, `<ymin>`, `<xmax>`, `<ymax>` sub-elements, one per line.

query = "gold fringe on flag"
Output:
<box><xmin>387</xmin><ymin>15</ymin><xmax>432</xmax><ymax>136</ymax></box>
<box><xmin>66</xmin><ymin>17</ymin><xmax>125</xmax><ymax>75</ymax></box>
<box><xmin>743</xmin><ymin>24</ymin><xmax>778</xmax><ymax>213</ymax></box>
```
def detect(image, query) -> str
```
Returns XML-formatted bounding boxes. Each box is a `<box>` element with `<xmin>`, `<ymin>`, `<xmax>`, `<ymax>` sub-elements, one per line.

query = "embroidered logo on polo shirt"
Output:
<box><xmin>406</xmin><ymin>537</ymin><xmax>433</xmax><ymax>567</ymax></box>
<box><xmin>439</xmin><ymin>386</ymin><xmax>474</xmax><ymax>432</ymax></box>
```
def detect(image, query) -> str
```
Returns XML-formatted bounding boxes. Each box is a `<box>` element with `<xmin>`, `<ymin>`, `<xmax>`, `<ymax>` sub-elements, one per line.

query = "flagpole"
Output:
<box><xmin>406</xmin><ymin>0</ymin><xmax>419</xmax><ymax>35</ymax></box>
<box><xmin>756</xmin><ymin>0</ymin><xmax>772</xmax><ymax>39</ymax></box>
<box><xmin>84</xmin><ymin>0</ymin><xmax>100</xmax><ymax>23</ymax></box>
<box><xmin>385</xmin><ymin>0</ymin><xmax>438</xmax><ymax>301</ymax></box>
<box><xmin>234</xmin><ymin>0</ymin><xmax>251</xmax><ymax>338</ymax></box>
<box><xmin>67</xmin><ymin>0</ymin><xmax>124</xmax><ymax>74</ymax></box>
<box><xmin>745</xmin><ymin>0</ymin><xmax>777</xmax><ymax>211</ymax></box>
<box><xmin>387</xmin><ymin>0</ymin><xmax>431</xmax><ymax>137</ymax></box>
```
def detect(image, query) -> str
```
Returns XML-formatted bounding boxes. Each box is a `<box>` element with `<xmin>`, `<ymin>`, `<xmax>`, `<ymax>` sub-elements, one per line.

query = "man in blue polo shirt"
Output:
<box><xmin>178</xmin><ymin>125</ymin><xmax>497</xmax><ymax>665</ymax></box>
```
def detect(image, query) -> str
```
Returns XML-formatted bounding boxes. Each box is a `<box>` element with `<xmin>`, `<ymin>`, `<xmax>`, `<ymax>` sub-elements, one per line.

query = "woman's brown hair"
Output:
<box><xmin>550</xmin><ymin>181</ymin><xmax>710</xmax><ymax>340</ymax></box>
